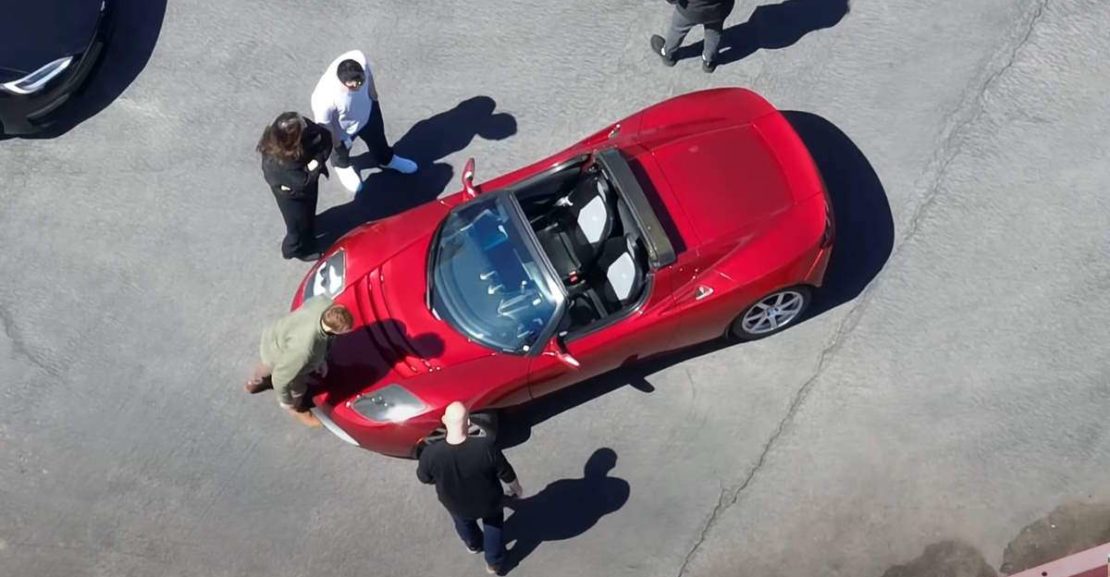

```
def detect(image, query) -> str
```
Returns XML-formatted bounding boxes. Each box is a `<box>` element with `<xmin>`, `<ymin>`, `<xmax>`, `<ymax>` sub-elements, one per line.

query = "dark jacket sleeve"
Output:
<box><xmin>261</xmin><ymin>157</ymin><xmax>312</xmax><ymax>196</ymax></box>
<box><xmin>304</xmin><ymin>120</ymin><xmax>333</xmax><ymax>163</ymax></box>
<box><xmin>416</xmin><ymin>449</ymin><xmax>435</xmax><ymax>484</ymax></box>
<box><xmin>490</xmin><ymin>447</ymin><xmax>517</xmax><ymax>484</ymax></box>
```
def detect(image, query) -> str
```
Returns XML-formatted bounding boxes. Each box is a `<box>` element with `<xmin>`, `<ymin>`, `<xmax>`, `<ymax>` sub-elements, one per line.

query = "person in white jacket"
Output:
<box><xmin>310</xmin><ymin>50</ymin><xmax>417</xmax><ymax>193</ymax></box>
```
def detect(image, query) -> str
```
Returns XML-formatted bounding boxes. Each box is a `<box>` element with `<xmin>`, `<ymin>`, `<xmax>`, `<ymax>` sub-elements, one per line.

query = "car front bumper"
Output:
<box><xmin>0</xmin><ymin>3</ymin><xmax>111</xmax><ymax>135</ymax></box>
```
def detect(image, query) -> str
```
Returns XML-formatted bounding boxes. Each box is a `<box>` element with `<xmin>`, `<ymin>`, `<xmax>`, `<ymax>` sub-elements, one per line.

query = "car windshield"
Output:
<box><xmin>431</xmin><ymin>194</ymin><xmax>562</xmax><ymax>353</ymax></box>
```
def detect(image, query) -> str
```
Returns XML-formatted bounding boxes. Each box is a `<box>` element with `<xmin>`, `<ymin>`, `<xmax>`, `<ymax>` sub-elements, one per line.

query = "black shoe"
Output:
<box><xmin>651</xmin><ymin>35</ymin><xmax>676</xmax><ymax>67</ymax></box>
<box><xmin>702</xmin><ymin>57</ymin><xmax>717</xmax><ymax>73</ymax></box>
<box><xmin>293</xmin><ymin>251</ymin><xmax>322</xmax><ymax>262</ymax></box>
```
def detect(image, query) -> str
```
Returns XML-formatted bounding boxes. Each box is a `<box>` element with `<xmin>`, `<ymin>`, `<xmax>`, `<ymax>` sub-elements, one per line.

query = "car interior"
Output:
<box><xmin>511</xmin><ymin>160</ymin><xmax>651</xmax><ymax>334</ymax></box>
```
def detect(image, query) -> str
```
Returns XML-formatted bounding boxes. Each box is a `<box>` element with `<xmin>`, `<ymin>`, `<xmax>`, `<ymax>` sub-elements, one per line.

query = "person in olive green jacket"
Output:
<box><xmin>245</xmin><ymin>296</ymin><xmax>354</xmax><ymax>427</ymax></box>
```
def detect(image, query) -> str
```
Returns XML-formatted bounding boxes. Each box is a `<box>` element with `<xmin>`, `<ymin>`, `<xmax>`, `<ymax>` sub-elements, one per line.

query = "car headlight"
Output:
<box><xmin>1</xmin><ymin>56</ymin><xmax>74</xmax><ymax>95</ymax></box>
<box><xmin>350</xmin><ymin>384</ymin><xmax>428</xmax><ymax>423</ymax></box>
<box><xmin>303</xmin><ymin>250</ymin><xmax>346</xmax><ymax>300</ymax></box>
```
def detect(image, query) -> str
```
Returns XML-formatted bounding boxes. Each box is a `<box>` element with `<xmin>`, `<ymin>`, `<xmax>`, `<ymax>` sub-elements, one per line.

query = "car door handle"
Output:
<box><xmin>694</xmin><ymin>285</ymin><xmax>714</xmax><ymax>300</ymax></box>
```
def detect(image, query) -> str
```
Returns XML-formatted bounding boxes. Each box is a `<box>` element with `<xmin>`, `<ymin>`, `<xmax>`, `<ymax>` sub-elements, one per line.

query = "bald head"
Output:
<box><xmin>442</xmin><ymin>402</ymin><xmax>469</xmax><ymax>440</ymax></box>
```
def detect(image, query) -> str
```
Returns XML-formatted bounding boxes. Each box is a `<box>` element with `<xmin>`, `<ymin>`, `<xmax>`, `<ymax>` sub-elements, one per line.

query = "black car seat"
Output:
<box><xmin>534</xmin><ymin>174</ymin><xmax>615</xmax><ymax>283</ymax></box>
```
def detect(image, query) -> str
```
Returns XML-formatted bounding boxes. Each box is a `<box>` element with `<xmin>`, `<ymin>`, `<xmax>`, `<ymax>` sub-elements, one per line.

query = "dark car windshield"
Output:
<box><xmin>431</xmin><ymin>194</ymin><xmax>562</xmax><ymax>353</ymax></box>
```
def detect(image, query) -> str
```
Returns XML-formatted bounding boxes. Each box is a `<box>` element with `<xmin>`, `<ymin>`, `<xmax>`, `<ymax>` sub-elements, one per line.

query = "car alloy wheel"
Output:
<box><xmin>730</xmin><ymin>286</ymin><xmax>811</xmax><ymax>341</ymax></box>
<box><xmin>421</xmin><ymin>411</ymin><xmax>499</xmax><ymax>446</ymax></box>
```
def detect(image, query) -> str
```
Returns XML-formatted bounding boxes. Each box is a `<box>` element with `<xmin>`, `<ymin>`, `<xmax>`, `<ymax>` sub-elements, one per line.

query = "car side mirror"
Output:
<box><xmin>462</xmin><ymin>158</ymin><xmax>480</xmax><ymax>198</ymax></box>
<box><xmin>549</xmin><ymin>331</ymin><xmax>580</xmax><ymax>369</ymax></box>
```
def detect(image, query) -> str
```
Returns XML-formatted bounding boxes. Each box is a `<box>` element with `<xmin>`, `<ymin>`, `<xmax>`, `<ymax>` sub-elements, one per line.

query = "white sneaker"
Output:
<box><xmin>384</xmin><ymin>155</ymin><xmax>418</xmax><ymax>174</ymax></box>
<box><xmin>335</xmin><ymin>165</ymin><xmax>363</xmax><ymax>193</ymax></box>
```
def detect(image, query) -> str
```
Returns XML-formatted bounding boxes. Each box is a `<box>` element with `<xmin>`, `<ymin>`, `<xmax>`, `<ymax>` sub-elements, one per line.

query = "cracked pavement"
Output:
<box><xmin>1</xmin><ymin>1</ymin><xmax>1109</xmax><ymax>577</ymax></box>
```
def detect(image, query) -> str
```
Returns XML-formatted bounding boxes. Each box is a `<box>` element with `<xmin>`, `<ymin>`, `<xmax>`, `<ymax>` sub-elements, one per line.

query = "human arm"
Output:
<box><xmin>491</xmin><ymin>448</ymin><xmax>522</xmax><ymax>497</ymax></box>
<box><xmin>416</xmin><ymin>451</ymin><xmax>435</xmax><ymax>484</ymax></box>
<box><xmin>262</xmin><ymin>158</ymin><xmax>312</xmax><ymax>194</ymax></box>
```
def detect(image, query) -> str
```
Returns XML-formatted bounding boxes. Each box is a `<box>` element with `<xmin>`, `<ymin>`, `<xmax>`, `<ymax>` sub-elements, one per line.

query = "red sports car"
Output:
<box><xmin>291</xmin><ymin>88</ymin><xmax>834</xmax><ymax>457</ymax></box>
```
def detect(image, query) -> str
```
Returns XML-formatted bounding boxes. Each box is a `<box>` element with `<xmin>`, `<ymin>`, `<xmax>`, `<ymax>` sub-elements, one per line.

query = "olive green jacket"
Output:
<box><xmin>259</xmin><ymin>296</ymin><xmax>334</xmax><ymax>406</ymax></box>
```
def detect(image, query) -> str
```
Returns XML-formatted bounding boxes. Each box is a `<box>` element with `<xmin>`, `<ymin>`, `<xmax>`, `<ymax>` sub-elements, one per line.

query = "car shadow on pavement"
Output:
<box><xmin>501</xmin><ymin>448</ymin><xmax>630</xmax><ymax>574</ymax></box>
<box><xmin>314</xmin><ymin>96</ymin><xmax>517</xmax><ymax>250</ymax></box>
<box><xmin>19</xmin><ymin>0</ymin><xmax>168</xmax><ymax>140</ymax></box>
<box><xmin>501</xmin><ymin>112</ymin><xmax>890</xmax><ymax>445</ymax></box>
<box><xmin>499</xmin><ymin>341</ymin><xmax>719</xmax><ymax>449</ymax></box>
<box><xmin>671</xmin><ymin>0</ymin><xmax>849</xmax><ymax>67</ymax></box>
<box><xmin>782</xmin><ymin>111</ymin><xmax>894</xmax><ymax>319</ymax></box>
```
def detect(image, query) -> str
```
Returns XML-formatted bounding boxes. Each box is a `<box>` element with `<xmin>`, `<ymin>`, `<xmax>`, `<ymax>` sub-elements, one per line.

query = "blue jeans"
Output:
<box><xmin>451</xmin><ymin>509</ymin><xmax>505</xmax><ymax>568</ymax></box>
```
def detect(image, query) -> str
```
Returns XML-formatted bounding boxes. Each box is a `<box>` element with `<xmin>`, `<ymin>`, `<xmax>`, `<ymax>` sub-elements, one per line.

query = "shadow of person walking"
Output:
<box><xmin>501</xmin><ymin>448</ymin><xmax>630</xmax><ymax>573</ymax></box>
<box><xmin>673</xmin><ymin>0</ymin><xmax>850</xmax><ymax>68</ymax></box>
<box><xmin>314</xmin><ymin>96</ymin><xmax>516</xmax><ymax>250</ymax></box>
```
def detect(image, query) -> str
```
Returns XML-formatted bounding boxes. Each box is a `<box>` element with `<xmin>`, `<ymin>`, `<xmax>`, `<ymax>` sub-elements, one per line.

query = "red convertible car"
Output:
<box><xmin>292</xmin><ymin>88</ymin><xmax>834</xmax><ymax>457</ymax></box>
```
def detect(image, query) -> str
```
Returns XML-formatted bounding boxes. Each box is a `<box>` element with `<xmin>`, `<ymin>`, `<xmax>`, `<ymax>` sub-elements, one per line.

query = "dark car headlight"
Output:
<box><xmin>0</xmin><ymin>56</ymin><xmax>75</xmax><ymax>95</ymax></box>
<box><xmin>349</xmin><ymin>384</ymin><xmax>428</xmax><ymax>424</ymax></box>
<box><xmin>303</xmin><ymin>250</ymin><xmax>346</xmax><ymax>300</ymax></box>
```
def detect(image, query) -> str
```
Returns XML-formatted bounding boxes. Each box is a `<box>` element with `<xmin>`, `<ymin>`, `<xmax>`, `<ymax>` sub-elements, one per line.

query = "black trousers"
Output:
<box><xmin>664</xmin><ymin>9</ymin><xmax>725</xmax><ymax>62</ymax></box>
<box><xmin>271</xmin><ymin>184</ymin><xmax>319</xmax><ymax>259</ymax></box>
<box><xmin>331</xmin><ymin>103</ymin><xmax>395</xmax><ymax>169</ymax></box>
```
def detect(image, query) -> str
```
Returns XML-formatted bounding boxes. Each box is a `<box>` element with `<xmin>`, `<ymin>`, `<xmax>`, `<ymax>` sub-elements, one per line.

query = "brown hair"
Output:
<box><xmin>256</xmin><ymin>112</ymin><xmax>306</xmax><ymax>163</ymax></box>
<box><xmin>322</xmin><ymin>304</ymin><xmax>354</xmax><ymax>333</ymax></box>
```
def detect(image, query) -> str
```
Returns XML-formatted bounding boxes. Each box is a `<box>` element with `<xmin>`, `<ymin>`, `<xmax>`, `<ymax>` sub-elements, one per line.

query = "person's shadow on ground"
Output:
<box><xmin>314</xmin><ymin>96</ymin><xmax>516</xmax><ymax>249</ymax></box>
<box><xmin>673</xmin><ymin>0</ymin><xmax>850</xmax><ymax>67</ymax></box>
<box><xmin>500</xmin><ymin>448</ymin><xmax>630</xmax><ymax>573</ymax></box>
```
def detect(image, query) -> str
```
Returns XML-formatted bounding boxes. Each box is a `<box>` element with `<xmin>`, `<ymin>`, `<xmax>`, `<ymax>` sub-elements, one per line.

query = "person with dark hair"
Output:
<box><xmin>650</xmin><ymin>0</ymin><xmax>736</xmax><ymax>73</ymax></box>
<box><xmin>311</xmin><ymin>50</ymin><xmax>417</xmax><ymax>194</ymax></box>
<box><xmin>245</xmin><ymin>297</ymin><xmax>355</xmax><ymax>428</ymax></box>
<box><xmin>257</xmin><ymin>112</ymin><xmax>333</xmax><ymax>261</ymax></box>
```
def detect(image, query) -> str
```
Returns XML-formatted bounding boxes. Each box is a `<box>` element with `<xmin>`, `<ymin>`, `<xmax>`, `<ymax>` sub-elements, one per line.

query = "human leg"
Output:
<box><xmin>329</xmin><ymin>140</ymin><xmax>363</xmax><ymax>193</ymax></box>
<box><xmin>359</xmin><ymin>104</ymin><xmax>417</xmax><ymax>174</ymax></box>
<box><xmin>480</xmin><ymin>509</ymin><xmax>505</xmax><ymax>570</ymax></box>
<box><xmin>662</xmin><ymin>9</ymin><xmax>697</xmax><ymax>56</ymax></box>
<box><xmin>245</xmin><ymin>362</ymin><xmax>273</xmax><ymax>394</ymax></box>
<box><xmin>450</xmin><ymin>513</ymin><xmax>484</xmax><ymax>552</ymax></box>
<box><xmin>702</xmin><ymin>20</ymin><xmax>724</xmax><ymax>71</ymax></box>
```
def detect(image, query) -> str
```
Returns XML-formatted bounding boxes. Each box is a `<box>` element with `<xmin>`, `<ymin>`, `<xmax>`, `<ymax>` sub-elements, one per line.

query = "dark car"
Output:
<box><xmin>0</xmin><ymin>0</ymin><xmax>110</xmax><ymax>136</ymax></box>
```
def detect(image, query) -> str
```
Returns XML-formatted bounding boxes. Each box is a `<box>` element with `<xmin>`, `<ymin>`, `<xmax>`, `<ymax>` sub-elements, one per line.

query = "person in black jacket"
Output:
<box><xmin>257</xmin><ymin>112</ymin><xmax>333</xmax><ymax>261</ymax></box>
<box><xmin>418</xmin><ymin>402</ymin><xmax>523</xmax><ymax>575</ymax></box>
<box><xmin>650</xmin><ymin>0</ymin><xmax>737</xmax><ymax>72</ymax></box>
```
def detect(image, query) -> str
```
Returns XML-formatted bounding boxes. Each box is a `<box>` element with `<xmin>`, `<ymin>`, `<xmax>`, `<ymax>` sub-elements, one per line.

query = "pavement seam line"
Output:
<box><xmin>673</xmin><ymin>3</ymin><xmax>1050</xmax><ymax>576</ymax></box>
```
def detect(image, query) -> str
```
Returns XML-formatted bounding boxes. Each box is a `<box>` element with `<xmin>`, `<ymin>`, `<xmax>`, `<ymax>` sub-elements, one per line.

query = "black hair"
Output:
<box><xmin>336</xmin><ymin>59</ymin><xmax>365</xmax><ymax>84</ymax></box>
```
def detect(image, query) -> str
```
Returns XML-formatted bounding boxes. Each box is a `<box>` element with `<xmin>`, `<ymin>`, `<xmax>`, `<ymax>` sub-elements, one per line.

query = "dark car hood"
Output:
<box><xmin>0</xmin><ymin>0</ymin><xmax>103</xmax><ymax>79</ymax></box>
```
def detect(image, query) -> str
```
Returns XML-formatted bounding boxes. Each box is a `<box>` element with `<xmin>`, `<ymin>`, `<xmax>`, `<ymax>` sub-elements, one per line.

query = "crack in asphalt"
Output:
<box><xmin>674</xmin><ymin>3</ymin><xmax>1050</xmax><ymax>576</ymax></box>
<box><xmin>0</xmin><ymin>301</ymin><xmax>61</xmax><ymax>379</ymax></box>
<box><xmin>902</xmin><ymin>0</ymin><xmax>1049</xmax><ymax>243</ymax></box>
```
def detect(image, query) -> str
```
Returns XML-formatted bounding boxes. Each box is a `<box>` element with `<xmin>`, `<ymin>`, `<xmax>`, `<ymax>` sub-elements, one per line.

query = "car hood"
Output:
<box><xmin>0</xmin><ymin>0</ymin><xmax>103</xmax><ymax>79</ymax></box>
<box><xmin>645</xmin><ymin>124</ymin><xmax>797</xmax><ymax>245</ymax></box>
<box><xmin>310</xmin><ymin>200</ymin><xmax>497</xmax><ymax>408</ymax></box>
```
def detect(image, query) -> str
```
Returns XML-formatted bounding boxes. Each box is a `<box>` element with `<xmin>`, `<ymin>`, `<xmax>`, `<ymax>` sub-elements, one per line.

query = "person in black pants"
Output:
<box><xmin>257</xmin><ymin>112</ymin><xmax>332</xmax><ymax>261</ymax></box>
<box><xmin>650</xmin><ymin>0</ymin><xmax>737</xmax><ymax>73</ymax></box>
<box><xmin>418</xmin><ymin>402</ymin><xmax>523</xmax><ymax>575</ymax></box>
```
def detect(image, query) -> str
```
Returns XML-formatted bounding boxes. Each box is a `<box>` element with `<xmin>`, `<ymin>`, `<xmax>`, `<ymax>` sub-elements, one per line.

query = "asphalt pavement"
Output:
<box><xmin>1</xmin><ymin>1</ymin><xmax>1108</xmax><ymax>576</ymax></box>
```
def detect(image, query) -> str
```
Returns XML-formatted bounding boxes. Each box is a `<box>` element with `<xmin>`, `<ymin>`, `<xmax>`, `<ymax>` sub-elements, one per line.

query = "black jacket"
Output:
<box><xmin>673</xmin><ymin>0</ymin><xmax>735</xmax><ymax>24</ymax></box>
<box><xmin>260</xmin><ymin>118</ymin><xmax>332</xmax><ymax>199</ymax></box>
<box><xmin>417</xmin><ymin>437</ymin><xmax>517</xmax><ymax>519</ymax></box>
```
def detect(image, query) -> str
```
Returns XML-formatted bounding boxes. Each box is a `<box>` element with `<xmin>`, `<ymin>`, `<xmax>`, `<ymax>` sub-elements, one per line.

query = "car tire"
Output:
<box><xmin>469</xmin><ymin>411</ymin><xmax>499</xmax><ymax>441</ymax></box>
<box><xmin>419</xmin><ymin>410</ymin><xmax>500</xmax><ymax>452</ymax></box>
<box><xmin>729</xmin><ymin>286</ymin><xmax>812</xmax><ymax>341</ymax></box>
